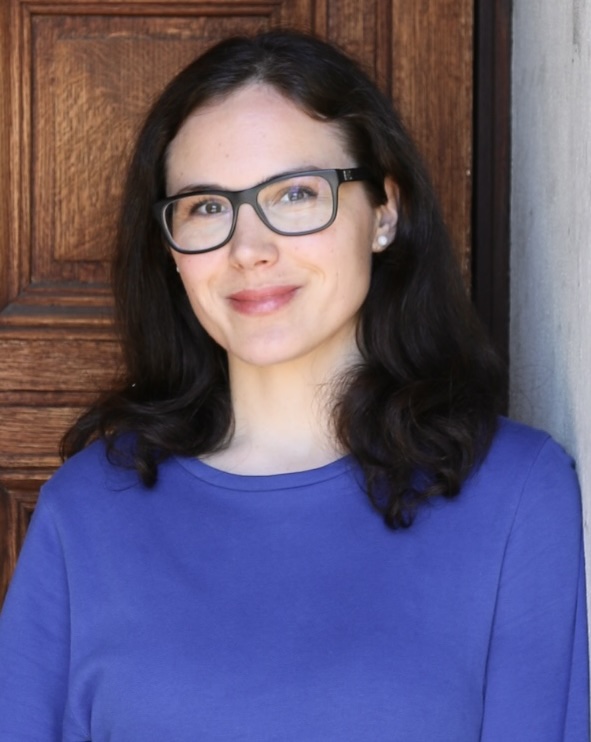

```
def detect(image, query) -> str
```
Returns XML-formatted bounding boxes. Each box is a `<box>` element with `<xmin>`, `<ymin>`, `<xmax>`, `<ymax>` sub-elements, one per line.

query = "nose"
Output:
<box><xmin>228</xmin><ymin>203</ymin><xmax>279</xmax><ymax>269</ymax></box>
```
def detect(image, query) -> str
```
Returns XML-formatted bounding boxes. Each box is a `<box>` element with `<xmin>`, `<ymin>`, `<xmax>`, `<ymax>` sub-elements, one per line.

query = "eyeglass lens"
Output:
<box><xmin>164</xmin><ymin>173</ymin><xmax>335</xmax><ymax>253</ymax></box>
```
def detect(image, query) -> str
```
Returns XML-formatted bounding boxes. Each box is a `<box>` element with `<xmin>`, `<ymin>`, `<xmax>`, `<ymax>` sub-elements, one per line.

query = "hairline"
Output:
<box><xmin>162</xmin><ymin>76</ymin><xmax>360</xmax><ymax>192</ymax></box>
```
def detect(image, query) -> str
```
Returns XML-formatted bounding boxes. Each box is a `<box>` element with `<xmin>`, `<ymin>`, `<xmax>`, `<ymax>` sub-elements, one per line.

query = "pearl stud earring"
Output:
<box><xmin>377</xmin><ymin>235</ymin><xmax>389</xmax><ymax>247</ymax></box>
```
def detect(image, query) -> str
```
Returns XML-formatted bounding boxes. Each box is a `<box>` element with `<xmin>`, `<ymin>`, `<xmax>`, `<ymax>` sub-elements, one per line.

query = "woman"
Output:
<box><xmin>0</xmin><ymin>29</ymin><xmax>587</xmax><ymax>741</ymax></box>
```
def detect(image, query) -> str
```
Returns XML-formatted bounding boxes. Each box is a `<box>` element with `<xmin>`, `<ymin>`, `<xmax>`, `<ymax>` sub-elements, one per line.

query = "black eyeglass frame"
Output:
<box><xmin>153</xmin><ymin>167</ymin><xmax>373</xmax><ymax>254</ymax></box>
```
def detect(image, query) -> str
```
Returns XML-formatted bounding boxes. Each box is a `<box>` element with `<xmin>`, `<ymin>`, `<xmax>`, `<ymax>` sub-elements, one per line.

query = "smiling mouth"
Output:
<box><xmin>227</xmin><ymin>286</ymin><xmax>299</xmax><ymax>315</ymax></box>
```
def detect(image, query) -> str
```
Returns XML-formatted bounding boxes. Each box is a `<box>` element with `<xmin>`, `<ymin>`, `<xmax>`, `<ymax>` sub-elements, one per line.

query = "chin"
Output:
<box><xmin>228</xmin><ymin>340</ymin><xmax>312</xmax><ymax>369</ymax></box>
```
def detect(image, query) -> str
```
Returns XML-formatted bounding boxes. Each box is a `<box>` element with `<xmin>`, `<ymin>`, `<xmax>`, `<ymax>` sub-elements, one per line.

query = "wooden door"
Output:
<box><xmin>0</xmin><ymin>0</ymin><xmax>473</xmax><ymax>602</ymax></box>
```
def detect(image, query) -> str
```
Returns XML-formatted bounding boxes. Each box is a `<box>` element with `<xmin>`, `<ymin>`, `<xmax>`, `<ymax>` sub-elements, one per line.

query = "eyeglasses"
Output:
<box><xmin>153</xmin><ymin>167</ymin><xmax>372</xmax><ymax>254</ymax></box>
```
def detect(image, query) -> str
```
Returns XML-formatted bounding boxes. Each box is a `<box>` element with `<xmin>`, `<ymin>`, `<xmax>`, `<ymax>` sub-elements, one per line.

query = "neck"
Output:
<box><xmin>203</xmin><ymin>345</ymin><xmax>361</xmax><ymax>475</ymax></box>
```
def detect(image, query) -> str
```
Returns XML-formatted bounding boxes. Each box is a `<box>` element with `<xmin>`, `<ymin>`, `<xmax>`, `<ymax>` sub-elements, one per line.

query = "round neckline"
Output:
<box><xmin>173</xmin><ymin>453</ymin><xmax>355</xmax><ymax>492</ymax></box>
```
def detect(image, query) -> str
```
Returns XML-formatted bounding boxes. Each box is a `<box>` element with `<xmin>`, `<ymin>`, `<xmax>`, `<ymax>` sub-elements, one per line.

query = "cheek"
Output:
<box><xmin>336</xmin><ymin>222</ymin><xmax>376</xmax><ymax>280</ymax></box>
<box><xmin>182</xmin><ymin>288</ymin><xmax>228</xmax><ymax>348</ymax></box>
<box><xmin>343</xmin><ymin>229</ymin><xmax>375</xmax><ymax>303</ymax></box>
<box><xmin>175</xmin><ymin>260</ymin><xmax>221</xmax><ymax>324</ymax></box>
<box><xmin>325</xmin><ymin>244</ymin><xmax>373</xmax><ymax>316</ymax></box>
<box><xmin>174</xmin><ymin>252</ymin><xmax>219</xmax><ymax>298</ymax></box>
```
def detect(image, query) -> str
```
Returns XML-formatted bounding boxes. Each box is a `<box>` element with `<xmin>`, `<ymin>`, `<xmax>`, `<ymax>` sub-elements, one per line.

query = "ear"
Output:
<box><xmin>372</xmin><ymin>177</ymin><xmax>399</xmax><ymax>252</ymax></box>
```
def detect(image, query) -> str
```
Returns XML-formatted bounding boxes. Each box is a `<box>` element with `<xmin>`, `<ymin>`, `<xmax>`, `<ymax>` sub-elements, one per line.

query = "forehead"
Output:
<box><xmin>165</xmin><ymin>83</ymin><xmax>351</xmax><ymax>193</ymax></box>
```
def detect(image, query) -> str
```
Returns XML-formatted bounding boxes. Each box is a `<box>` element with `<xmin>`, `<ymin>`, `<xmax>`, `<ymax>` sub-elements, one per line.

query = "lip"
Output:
<box><xmin>227</xmin><ymin>285</ymin><xmax>300</xmax><ymax>315</ymax></box>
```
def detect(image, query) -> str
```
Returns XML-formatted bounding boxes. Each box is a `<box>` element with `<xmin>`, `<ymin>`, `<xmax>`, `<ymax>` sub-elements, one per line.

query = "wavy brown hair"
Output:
<box><xmin>62</xmin><ymin>29</ymin><xmax>504</xmax><ymax>528</ymax></box>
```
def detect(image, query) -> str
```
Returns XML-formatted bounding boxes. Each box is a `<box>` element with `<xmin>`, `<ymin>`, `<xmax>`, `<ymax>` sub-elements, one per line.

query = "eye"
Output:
<box><xmin>276</xmin><ymin>185</ymin><xmax>317</xmax><ymax>205</ymax></box>
<box><xmin>188</xmin><ymin>198</ymin><xmax>229</xmax><ymax>217</ymax></box>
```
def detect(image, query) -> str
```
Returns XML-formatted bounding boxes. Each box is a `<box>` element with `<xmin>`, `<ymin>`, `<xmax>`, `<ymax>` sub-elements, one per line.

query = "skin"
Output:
<box><xmin>166</xmin><ymin>83</ymin><xmax>398</xmax><ymax>473</ymax></box>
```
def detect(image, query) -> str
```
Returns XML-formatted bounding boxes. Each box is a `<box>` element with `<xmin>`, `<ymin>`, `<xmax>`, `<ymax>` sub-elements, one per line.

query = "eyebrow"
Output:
<box><xmin>171</xmin><ymin>165</ymin><xmax>325</xmax><ymax>197</ymax></box>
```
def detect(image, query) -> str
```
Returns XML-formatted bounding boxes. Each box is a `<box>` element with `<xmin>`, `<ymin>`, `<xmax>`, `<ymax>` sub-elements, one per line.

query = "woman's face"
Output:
<box><xmin>165</xmin><ymin>83</ymin><xmax>397</xmax><ymax>372</ymax></box>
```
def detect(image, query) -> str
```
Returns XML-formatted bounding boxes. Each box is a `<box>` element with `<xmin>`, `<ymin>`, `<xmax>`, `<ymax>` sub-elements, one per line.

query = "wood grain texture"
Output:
<box><xmin>392</xmin><ymin>0</ymin><xmax>473</xmax><ymax>275</ymax></box>
<box><xmin>325</xmin><ymin>0</ymin><xmax>392</xmax><ymax>87</ymax></box>
<box><xmin>0</xmin><ymin>406</ymin><xmax>81</xmax><ymax>468</ymax></box>
<box><xmin>0</xmin><ymin>339</ymin><xmax>119</xmax><ymax>391</ymax></box>
<box><xmin>0</xmin><ymin>478</ymin><xmax>44</xmax><ymax>604</ymax></box>
<box><xmin>0</xmin><ymin>1</ymin><xmax>10</xmax><ymax>310</ymax></box>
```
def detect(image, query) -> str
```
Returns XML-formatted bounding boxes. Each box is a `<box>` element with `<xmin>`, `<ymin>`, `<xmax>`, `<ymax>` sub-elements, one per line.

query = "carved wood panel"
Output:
<box><xmin>0</xmin><ymin>0</ymin><xmax>473</xmax><ymax>603</ymax></box>
<box><xmin>0</xmin><ymin>477</ymin><xmax>43</xmax><ymax>600</ymax></box>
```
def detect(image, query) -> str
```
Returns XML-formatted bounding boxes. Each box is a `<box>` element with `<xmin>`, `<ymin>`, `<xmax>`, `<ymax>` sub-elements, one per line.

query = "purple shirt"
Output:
<box><xmin>0</xmin><ymin>418</ymin><xmax>588</xmax><ymax>740</ymax></box>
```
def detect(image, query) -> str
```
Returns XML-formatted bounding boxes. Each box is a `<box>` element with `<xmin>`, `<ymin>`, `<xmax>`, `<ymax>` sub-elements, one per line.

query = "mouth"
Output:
<box><xmin>227</xmin><ymin>285</ymin><xmax>300</xmax><ymax>316</ymax></box>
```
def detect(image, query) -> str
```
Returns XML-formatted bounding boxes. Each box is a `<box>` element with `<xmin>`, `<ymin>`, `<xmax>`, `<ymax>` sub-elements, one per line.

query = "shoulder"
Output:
<box><xmin>482</xmin><ymin>416</ymin><xmax>577</xmax><ymax>489</ymax></box>
<box><xmin>466</xmin><ymin>416</ymin><xmax>581</xmax><ymax>531</ymax></box>
<box><xmin>39</xmin><ymin>437</ymin><xmax>144</xmax><ymax>514</ymax></box>
<box><xmin>487</xmin><ymin>416</ymin><xmax>569</xmax><ymax>466</ymax></box>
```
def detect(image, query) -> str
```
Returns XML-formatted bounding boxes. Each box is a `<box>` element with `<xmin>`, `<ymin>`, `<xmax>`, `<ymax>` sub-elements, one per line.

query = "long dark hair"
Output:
<box><xmin>62</xmin><ymin>29</ymin><xmax>504</xmax><ymax>527</ymax></box>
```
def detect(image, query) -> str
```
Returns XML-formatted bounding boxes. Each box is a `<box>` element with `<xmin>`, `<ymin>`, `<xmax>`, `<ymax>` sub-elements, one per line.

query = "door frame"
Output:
<box><xmin>472</xmin><ymin>0</ymin><xmax>512</xmax><ymax>407</ymax></box>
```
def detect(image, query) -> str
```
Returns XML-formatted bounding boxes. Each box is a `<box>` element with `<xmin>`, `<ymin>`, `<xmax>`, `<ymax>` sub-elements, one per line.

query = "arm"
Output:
<box><xmin>480</xmin><ymin>438</ymin><xmax>589</xmax><ymax>741</ymax></box>
<box><xmin>0</xmin><ymin>492</ymin><xmax>76</xmax><ymax>740</ymax></box>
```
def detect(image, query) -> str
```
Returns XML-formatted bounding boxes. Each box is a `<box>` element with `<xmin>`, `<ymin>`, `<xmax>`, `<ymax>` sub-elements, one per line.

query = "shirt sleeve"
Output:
<box><xmin>480</xmin><ymin>438</ymin><xmax>590</xmax><ymax>741</ymax></box>
<box><xmin>0</xmin><ymin>490</ymin><xmax>83</xmax><ymax>741</ymax></box>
